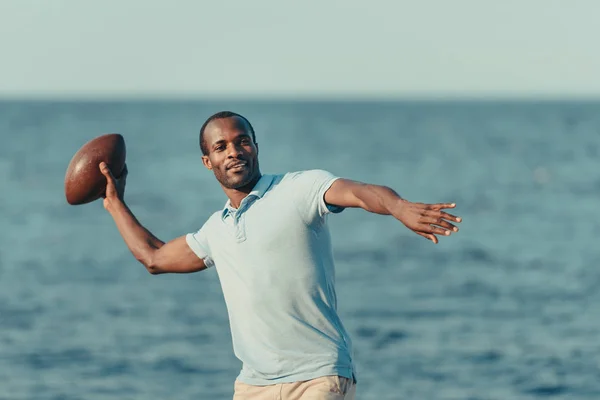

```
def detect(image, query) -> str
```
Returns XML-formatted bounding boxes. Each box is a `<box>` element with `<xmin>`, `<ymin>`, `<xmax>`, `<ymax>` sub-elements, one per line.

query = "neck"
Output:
<box><xmin>223</xmin><ymin>172</ymin><xmax>262</xmax><ymax>209</ymax></box>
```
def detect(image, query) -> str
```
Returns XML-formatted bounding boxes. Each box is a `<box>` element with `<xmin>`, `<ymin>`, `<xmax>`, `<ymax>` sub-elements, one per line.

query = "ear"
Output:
<box><xmin>255</xmin><ymin>142</ymin><xmax>259</xmax><ymax>155</ymax></box>
<box><xmin>201</xmin><ymin>155</ymin><xmax>212</xmax><ymax>170</ymax></box>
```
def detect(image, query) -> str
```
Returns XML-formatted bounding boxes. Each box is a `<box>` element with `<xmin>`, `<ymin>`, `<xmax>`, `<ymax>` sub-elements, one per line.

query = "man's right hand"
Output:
<box><xmin>99</xmin><ymin>162</ymin><xmax>128</xmax><ymax>210</ymax></box>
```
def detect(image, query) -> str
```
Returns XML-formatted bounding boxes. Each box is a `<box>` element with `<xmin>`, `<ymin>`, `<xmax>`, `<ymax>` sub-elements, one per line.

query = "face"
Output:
<box><xmin>202</xmin><ymin>116</ymin><xmax>260</xmax><ymax>190</ymax></box>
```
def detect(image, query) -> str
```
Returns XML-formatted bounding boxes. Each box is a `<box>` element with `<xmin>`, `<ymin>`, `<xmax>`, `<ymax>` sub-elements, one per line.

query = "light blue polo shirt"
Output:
<box><xmin>186</xmin><ymin>169</ymin><xmax>356</xmax><ymax>386</ymax></box>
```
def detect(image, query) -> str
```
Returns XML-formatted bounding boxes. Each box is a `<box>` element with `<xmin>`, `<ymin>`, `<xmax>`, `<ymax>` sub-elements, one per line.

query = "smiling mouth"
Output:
<box><xmin>227</xmin><ymin>161</ymin><xmax>247</xmax><ymax>171</ymax></box>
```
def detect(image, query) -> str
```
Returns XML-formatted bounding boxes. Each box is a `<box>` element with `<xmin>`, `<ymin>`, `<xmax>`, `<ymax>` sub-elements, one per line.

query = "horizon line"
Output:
<box><xmin>2</xmin><ymin>92</ymin><xmax>600</xmax><ymax>103</ymax></box>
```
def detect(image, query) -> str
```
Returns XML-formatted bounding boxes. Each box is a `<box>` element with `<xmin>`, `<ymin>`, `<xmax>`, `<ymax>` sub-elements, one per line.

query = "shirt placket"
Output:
<box><xmin>233</xmin><ymin>211</ymin><xmax>247</xmax><ymax>242</ymax></box>
<box><xmin>231</xmin><ymin>197</ymin><xmax>253</xmax><ymax>243</ymax></box>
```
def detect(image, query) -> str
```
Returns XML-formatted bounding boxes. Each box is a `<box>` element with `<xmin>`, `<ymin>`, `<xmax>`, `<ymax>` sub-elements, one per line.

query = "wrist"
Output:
<box><xmin>390</xmin><ymin>197</ymin><xmax>408</xmax><ymax>218</ymax></box>
<box><xmin>105</xmin><ymin>197</ymin><xmax>127</xmax><ymax>214</ymax></box>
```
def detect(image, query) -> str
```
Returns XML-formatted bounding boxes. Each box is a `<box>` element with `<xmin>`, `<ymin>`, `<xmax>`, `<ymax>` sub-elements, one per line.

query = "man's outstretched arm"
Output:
<box><xmin>100</xmin><ymin>162</ymin><xmax>207</xmax><ymax>274</ymax></box>
<box><xmin>324</xmin><ymin>179</ymin><xmax>462</xmax><ymax>244</ymax></box>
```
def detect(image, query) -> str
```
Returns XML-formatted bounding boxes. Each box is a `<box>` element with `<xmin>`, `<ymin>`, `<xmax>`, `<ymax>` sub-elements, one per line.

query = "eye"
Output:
<box><xmin>214</xmin><ymin>145</ymin><xmax>225</xmax><ymax>152</ymax></box>
<box><xmin>240</xmin><ymin>137</ymin><xmax>251</xmax><ymax>145</ymax></box>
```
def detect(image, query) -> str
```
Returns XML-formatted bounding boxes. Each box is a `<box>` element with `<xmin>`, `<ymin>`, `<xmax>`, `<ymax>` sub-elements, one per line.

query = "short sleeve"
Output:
<box><xmin>292</xmin><ymin>169</ymin><xmax>345</xmax><ymax>223</ymax></box>
<box><xmin>186</xmin><ymin>224</ymin><xmax>215</xmax><ymax>268</ymax></box>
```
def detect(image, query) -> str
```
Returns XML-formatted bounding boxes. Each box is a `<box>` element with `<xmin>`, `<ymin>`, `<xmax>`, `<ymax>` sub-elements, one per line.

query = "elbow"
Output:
<box><xmin>145</xmin><ymin>264</ymin><xmax>161</xmax><ymax>275</ymax></box>
<box><xmin>136</xmin><ymin>254</ymin><xmax>161</xmax><ymax>275</ymax></box>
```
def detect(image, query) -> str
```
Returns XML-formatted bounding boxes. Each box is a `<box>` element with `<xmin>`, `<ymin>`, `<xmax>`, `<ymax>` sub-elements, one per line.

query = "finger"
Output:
<box><xmin>427</xmin><ymin>210</ymin><xmax>462</xmax><ymax>223</ymax></box>
<box><xmin>421</xmin><ymin>216</ymin><xmax>459</xmax><ymax>232</ymax></box>
<box><xmin>415</xmin><ymin>231</ymin><xmax>438</xmax><ymax>244</ymax></box>
<box><xmin>99</xmin><ymin>162</ymin><xmax>116</xmax><ymax>182</ymax></box>
<box><xmin>423</xmin><ymin>225</ymin><xmax>452</xmax><ymax>236</ymax></box>
<box><xmin>116</xmin><ymin>164</ymin><xmax>128</xmax><ymax>180</ymax></box>
<box><xmin>428</xmin><ymin>203</ymin><xmax>456</xmax><ymax>211</ymax></box>
<box><xmin>412</xmin><ymin>202</ymin><xmax>456</xmax><ymax>213</ymax></box>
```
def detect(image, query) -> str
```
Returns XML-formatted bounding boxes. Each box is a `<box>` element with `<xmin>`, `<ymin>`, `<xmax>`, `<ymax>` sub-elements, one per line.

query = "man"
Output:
<box><xmin>99</xmin><ymin>111</ymin><xmax>461</xmax><ymax>399</ymax></box>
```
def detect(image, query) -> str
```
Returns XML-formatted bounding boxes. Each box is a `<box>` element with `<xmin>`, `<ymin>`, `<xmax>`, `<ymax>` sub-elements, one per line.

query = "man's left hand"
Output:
<box><xmin>392</xmin><ymin>200</ymin><xmax>462</xmax><ymax>244</ymax></box>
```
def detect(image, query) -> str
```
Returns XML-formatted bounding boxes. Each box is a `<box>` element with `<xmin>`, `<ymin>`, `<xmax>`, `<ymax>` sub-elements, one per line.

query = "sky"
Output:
<box><xmin>0</xmin><ymin>0</ymin><xmax>599</xmax><ymax>99</ymax></box>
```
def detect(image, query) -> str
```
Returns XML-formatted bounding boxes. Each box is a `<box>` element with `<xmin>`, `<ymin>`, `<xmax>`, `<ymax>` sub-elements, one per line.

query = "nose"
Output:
<box><xmin>227</xmin><ymin>143</ymin><xmax>243</xmax><ymax>158</ymax></box>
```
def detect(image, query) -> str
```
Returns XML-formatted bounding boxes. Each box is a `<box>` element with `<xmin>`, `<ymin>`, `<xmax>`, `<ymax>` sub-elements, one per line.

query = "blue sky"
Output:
<box><xmin>1</xmin><ymin>0</ymin><xmax>598</xmax><ymax>98</ymax></box>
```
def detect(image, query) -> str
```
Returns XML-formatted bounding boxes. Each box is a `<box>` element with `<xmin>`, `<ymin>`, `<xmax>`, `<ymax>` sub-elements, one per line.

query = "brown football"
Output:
<box><xmin>64</xmin><ymin>133</ymin><xmax>126</xmax><ymax>205</ymax></box>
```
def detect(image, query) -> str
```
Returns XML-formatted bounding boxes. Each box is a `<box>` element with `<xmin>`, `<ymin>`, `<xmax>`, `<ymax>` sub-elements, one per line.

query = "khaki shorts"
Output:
<box><xmin>233</xmin><ymin>375</ymin><xmax>356</xmax><ymax>400</ymax></box>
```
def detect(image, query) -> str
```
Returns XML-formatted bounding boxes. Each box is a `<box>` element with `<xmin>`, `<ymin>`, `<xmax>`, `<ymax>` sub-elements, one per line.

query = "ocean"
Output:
<box><xmin>1</xmin><ymin>99</ymin><xmax>599</xmax><ymax>399</ymax></box>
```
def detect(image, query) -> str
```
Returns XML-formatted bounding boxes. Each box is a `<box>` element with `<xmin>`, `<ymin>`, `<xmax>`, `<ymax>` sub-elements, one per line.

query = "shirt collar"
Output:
<box><xmin>221</xmin><ymin>174</ymin><xmax>275</xmax><ymax>220</ymax></box>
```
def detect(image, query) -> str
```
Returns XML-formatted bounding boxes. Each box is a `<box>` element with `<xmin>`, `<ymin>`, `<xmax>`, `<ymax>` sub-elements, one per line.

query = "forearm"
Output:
<box><xmin>106</xmin><ymin>200</ymin><xmax>164</xmax><ymax>267</ymax></box>
<box><xmin>352</xmin><ymin>183</ymin><xmax>403</xmax><ymax>215</ymax></box>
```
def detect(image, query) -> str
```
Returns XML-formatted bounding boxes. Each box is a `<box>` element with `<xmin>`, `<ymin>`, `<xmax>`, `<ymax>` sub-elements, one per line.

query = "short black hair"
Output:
<box><xmin>199</xmin><ymin>111</ymin><xmax>256</xmax><ymax>156</ymax></box>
